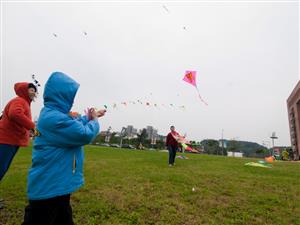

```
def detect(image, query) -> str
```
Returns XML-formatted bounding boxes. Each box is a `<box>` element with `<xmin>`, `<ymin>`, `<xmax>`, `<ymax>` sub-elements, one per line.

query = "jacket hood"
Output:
<box><xmin>43</xmin><ymin>72</ymin><xmax>79</xmax><ymax>113</ymax></box>
<box><xmin>14</xmin><ymin>82</ymin><xmax>31</xmax><ymax>103</ymax></box>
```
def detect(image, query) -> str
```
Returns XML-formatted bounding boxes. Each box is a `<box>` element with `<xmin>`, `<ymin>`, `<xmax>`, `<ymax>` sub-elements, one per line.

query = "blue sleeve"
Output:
<box><xmin>56</xmin><ymin>118</ymin><xmax>99</xmax><ymax>147</ymax></box>
<box><xmin>76</xmin><ymin>115</ymin><xmax>89</xmax><ymax>125</ymax></box>
<box><xmin>45</xmin><ymin>116</ymin><xmax>100</xmax><ymax>148</ymax></box>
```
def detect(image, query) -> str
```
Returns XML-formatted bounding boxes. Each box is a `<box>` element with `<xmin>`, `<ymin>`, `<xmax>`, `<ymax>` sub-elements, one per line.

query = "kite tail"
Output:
<box><xmin>196</xmin><ymin>87</ymin><xmax>208</xmax><ymax>106</ymax></box>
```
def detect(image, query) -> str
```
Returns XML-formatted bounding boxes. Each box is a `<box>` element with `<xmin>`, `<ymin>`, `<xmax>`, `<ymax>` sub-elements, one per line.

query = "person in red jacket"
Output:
<box><xmin>0</xmin><ymin>82</ymin><xmax>37</xmax><ymax>208</ymax></box>
<box><xmin>166</xmin><ymin>125</ymin><xmax>179</xmax><ymax>166</ymax></box>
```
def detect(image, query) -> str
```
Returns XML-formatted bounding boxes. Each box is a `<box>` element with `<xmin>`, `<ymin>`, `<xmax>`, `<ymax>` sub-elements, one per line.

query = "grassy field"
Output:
<box><xmin>0</xmin><ymin>145</ymin><xmax>300</xmax><ymax>225</ymax></box>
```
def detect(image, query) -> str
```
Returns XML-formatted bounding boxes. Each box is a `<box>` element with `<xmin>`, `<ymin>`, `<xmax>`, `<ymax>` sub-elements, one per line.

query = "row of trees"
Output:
<box><xmin>200</xmin><ymin>139</ymin><xmax>271</xmax><ymax>157</ymax></box>
<box><xmin>92</xmin><ymin>131</ymin><xmax>270</xmax><ymax>157</ymax></box>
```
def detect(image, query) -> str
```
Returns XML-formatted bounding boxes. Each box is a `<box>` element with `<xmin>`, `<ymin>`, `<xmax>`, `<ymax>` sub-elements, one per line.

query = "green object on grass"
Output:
<box><xmin>245</xmin><ymin>162</ymin><xmax>272</xmax><ymax>168</ymax></box>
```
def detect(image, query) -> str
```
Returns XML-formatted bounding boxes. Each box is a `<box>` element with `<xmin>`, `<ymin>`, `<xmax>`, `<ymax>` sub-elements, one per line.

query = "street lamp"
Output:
<box><xmin>120</xmin><ymin>127</ymin><xmax>127</xmax><ymax>147</ymax></box>
<box><xmin>105</xmin><ymin>126</ymin><xmax>112</xmax><ymax>143</ymax></box>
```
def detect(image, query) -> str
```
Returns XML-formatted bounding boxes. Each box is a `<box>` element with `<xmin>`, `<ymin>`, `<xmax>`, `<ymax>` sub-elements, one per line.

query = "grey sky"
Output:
<box><xmin>1</xmin><ymin>1</ymin><xmax>299</xmax><ymax>147</ymax></box>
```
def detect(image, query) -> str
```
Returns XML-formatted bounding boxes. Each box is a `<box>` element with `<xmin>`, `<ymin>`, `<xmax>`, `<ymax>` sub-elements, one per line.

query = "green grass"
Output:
<box><xmin>0</xmin><ymin>146</ymin><xmax>300</xmax><ymax>225</ymax></box>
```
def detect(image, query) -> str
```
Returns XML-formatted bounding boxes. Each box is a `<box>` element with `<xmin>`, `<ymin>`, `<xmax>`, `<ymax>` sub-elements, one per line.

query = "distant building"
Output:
<box><xmin>145</xmin><ymin>126</ymin><xmax>158</xmax><ymax>140</ymax></box>
<box><xmin>112</xmin><ymin>125</ymin><xmax>165</xmax><ymax>143</ymax></box>
<box><xmin>126</xmin><ymin>125</ymin><xmax>138</xmax><ymax>138</ymax></box>
<box><xmin>287</xmin><ymin>81</ymin><xmax>300</xmax><ymax>160</ymax></box>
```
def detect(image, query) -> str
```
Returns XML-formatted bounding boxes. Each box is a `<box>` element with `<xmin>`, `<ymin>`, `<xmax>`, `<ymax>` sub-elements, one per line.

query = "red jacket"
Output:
<box><xmin>0</xmin><ymin>82</ymin><xmax>35</xmax><ymax>146</ymax></box>
<box><xmin>166</xmin><ymin>131</ymin><xmax>179</xmax><ymax>147</ymax></box>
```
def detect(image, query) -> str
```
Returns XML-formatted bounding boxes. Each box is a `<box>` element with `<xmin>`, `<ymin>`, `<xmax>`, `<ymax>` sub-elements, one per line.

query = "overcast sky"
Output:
<box><xmin>1</xmin><ymin>1</ymin><xmax>299</xmax><ymax>147</ymax></box>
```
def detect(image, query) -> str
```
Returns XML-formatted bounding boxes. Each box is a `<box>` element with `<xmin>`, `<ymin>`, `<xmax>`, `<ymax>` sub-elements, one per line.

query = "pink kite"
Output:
<box><xmin>183</xmin><ymin>70</ymin><xmax>208</xmax><ymax>105</ymax></box>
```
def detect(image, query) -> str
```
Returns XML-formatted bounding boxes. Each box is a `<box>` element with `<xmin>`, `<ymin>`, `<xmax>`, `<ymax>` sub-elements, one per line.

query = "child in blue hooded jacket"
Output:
<box><xmin>22</xmin><ymin>72</ymin><xmax>106</xmax><ymax>225</ymax></box>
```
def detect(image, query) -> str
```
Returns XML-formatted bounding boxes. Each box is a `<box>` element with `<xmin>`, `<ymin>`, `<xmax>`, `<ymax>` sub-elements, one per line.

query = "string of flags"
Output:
<box><xmin>100</xmin><ymin>100</ymin><xmax>187</xmax><ymax>111</ymax></box>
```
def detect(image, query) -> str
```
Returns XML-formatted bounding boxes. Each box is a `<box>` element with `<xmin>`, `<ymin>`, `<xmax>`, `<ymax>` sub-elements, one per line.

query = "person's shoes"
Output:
<box><xmin>169</xmin><ymin>164</ymin><xmax>173</xmax><ymax>167</ymax></box>
<box><xmin>0</xmin><ymin>202</ymin><xmax>4</xmax><ymax>210</ymax></box>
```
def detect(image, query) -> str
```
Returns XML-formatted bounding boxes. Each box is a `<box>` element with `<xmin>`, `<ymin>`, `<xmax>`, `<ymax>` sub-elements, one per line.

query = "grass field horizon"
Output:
<box><xmin>0</xmin><ymin>145</ymin><xmax>299</xmax><ymax>225</ymax></box>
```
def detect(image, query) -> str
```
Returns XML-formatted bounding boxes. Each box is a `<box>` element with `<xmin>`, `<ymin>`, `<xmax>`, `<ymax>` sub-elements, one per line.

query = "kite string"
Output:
<box><xmin>196</xmin><ymin>86</ymin><xmax>208</xmax><ymax>106</ymax></box>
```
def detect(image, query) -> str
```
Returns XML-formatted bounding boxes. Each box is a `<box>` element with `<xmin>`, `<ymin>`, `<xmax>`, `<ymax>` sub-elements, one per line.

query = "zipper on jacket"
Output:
<box><xmin>72</xmin><ymin>154</ymin><xmax>76</xmax><ymax>174</ymax></box>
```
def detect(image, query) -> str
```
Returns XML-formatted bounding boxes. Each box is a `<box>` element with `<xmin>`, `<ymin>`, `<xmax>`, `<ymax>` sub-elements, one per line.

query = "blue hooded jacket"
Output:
<box><xmin>27</xmin><ymin>72</ymin><xmax>100</xmax><ymax>200</ymax></box>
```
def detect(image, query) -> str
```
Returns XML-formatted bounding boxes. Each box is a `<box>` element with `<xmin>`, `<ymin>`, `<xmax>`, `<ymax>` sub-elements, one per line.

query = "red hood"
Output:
<box><xmin>14</xmin><ymin>82</ymin><xmax>31</xmax><ymax>104</ymax></box>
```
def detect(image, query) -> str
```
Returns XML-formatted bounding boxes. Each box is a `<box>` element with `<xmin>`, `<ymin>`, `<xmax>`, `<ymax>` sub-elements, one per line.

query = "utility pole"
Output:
<box><xmin>221</xmin><ymin>129</ymin><xmax>224</xmax><ymax>155</ymax></box>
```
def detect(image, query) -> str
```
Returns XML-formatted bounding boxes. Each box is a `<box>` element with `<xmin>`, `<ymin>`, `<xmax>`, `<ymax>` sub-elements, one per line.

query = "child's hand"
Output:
<box><xmin>89</xmin><ymin>108</ymin><xmax>106</xmax><ymax>120</ymax></box>
<box><xmin>30</xmin><ymin>128</ymin><xmax>40</xmax><ymax>138</ymax></box>
<box><xmin>89</xmin><ymin>108</ymin><xmax>98</xmax><ymax>120</ymax></box>
<box><xmin>96</xmin><ymin>109</ymin><xmax>106</xmax><ymax>118</ymax></box>
<box><xmin>29</xmin><ymin>129</ymin><xmax>35</xmax><ymax>138</ymax></box>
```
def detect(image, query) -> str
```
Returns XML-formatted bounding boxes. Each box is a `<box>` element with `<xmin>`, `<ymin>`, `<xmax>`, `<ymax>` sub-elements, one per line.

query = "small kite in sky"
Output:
<box><xmin>53</xmin><ymin>33</ymin><xmax>58</xmax><ymax>37</ymax></box>
<box><xmin>183</xmin><ymin>71</ymin><xmax>208</xmax><ymax>106</ymax></box>
<box><xmin>83</xmin><ymin>31</ymin><xmax>87</xmax><ymax>36</ymax></box>
<box><xmin>162</xmin><ymin>5</ymin><xmax>170</xmax><ymax>13</ymax></box>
